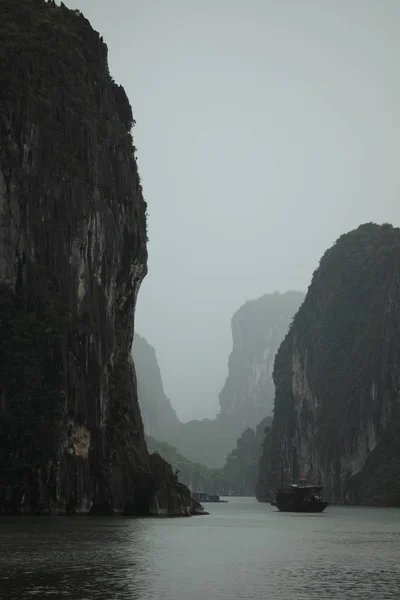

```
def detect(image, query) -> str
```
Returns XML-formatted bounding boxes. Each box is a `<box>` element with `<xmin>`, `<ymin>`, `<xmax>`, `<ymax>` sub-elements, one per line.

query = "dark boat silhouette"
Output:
<box><xmin>271</xmin><ymin>447</ymin><xmax>329</xmax><ymax>513</ymax></box>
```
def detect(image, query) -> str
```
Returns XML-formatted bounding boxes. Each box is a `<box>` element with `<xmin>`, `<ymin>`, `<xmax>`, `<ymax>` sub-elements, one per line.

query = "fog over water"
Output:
<box><xmin>65</xmin><ymin>0</ymin><xmax>400</xmax><ymax>421</ymax></box>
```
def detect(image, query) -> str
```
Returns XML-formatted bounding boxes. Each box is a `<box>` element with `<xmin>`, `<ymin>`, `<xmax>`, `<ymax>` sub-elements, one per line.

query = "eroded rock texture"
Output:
<box><xmin>260</xmin><ymin>223</ymin><xmax>400</xmax><ymax>505</ymax></box>
<box><xmin>0</xmin><ymin>0</ymin><xmax>201</xmax><ymax>516</ymax></box>
<box><xmin>219</xmin><ymin>291</ymin><xmax>305</xmax><ymax>430</ymax></box>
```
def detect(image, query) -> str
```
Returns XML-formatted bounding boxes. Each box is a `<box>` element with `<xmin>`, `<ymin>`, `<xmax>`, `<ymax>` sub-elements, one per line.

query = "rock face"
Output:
<box><xmin>148</xmin><ymin>453</ymin><xmax>206</xmax><ymax>516</ymax></box>
<box><xmin>132</xmin><ymin>334</ymin><xmax>179</xmax><ymax>440</ymax></box>
<box><xmin>219</xmin><ymin>291</ymin><xmax>305</xmax><ymax>430</ymax></box>
<box><xmin>0</xmin><ymin>0</ymin><xmax>200</xmax><ymax>516</ymax></box>
<box><xmin>262</xmin><ymin>223</ymin><xmax>400</xmax><ymax>506</ymax></box>
<box><xmin>157</xmin><ymin>292</ymin><xmax>303</xmax><ymax>469</ymax></box>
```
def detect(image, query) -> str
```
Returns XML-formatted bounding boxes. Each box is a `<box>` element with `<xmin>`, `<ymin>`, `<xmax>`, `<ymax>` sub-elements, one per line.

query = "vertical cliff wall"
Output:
<box><xmin>132</xmin><ymin>333</ymin><xmax>180</xmax><ymax>440</ymax></box>
<box><xmin>262</xmin><ymin>223</ymin><xmax>400</xmax><ymax>506</ymax></box>
<box><xmin>219</xmin><ymin>291</ymin><xmax>305</xmax><ymax>430</ymax></box>
<box><xmin>0</xmin><ymin>0</ymin><xmax>201</xmax><ymax>516</ymax></box>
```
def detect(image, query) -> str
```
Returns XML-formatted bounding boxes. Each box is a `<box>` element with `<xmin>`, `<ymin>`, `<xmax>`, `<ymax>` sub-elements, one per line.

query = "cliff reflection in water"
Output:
<box><xmin>1</xmin><ymin>498</ymin><xmax>400</xmax><ymax>600</ymax></box>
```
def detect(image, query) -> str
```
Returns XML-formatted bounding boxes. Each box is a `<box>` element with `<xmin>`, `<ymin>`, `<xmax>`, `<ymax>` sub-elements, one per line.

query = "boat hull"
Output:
<box><xmin>271</xmin><ymin>501</ymin><xmax>328</xmax><ymax>513</ymax></box>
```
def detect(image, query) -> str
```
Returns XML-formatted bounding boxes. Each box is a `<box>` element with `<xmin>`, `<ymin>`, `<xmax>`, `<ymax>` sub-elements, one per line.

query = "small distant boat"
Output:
<box><xmin>271</xmin><ymin>447</ymin><xmax>328</xmax><ymax>513</ymax></box>
<box><xmin>192</xmin><ymin>492</ymin><xmax>228</xmax><ymax>503</ymax></box>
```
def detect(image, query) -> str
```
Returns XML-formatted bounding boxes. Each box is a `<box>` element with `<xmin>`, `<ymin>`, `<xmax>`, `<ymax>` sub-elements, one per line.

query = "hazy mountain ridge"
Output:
<box><xmin>135</xmin><ymin>293</ymin><xmax>303</xmax><ymax>470</ymax></box>
<box><xmin>132</xmin><ymin>334</ymin><xmax>179</xmax><ymax>440</ymax></box>
<box><xmin>145</xmin><ymin>435</ymin><xmax>224</xmax><ymax>494</ymax></box>
<box><xmin>146</xmin><ymin>416</ymin><xmax>272</xmax><ymax>497</ymax></box>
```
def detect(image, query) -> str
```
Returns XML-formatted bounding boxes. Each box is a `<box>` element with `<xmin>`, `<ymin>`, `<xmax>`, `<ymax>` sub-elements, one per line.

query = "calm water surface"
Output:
<box><xmin>1</xmin><ymin>497</ymin><xmax>400</xmax><ymax>599</ymax></box>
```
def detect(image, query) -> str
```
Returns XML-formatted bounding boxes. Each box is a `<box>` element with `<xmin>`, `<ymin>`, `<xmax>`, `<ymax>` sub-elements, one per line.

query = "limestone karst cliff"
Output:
<box><xmin>219</xmin><ymin>291</ymin><xmax>305</xmax><ymax>430</ymax></box>
<box><xmin>260</xmin><ymin>223</ymin><xmax>400</xmax><ymax>506</ymax></box>
<box><xmin>154</xmin><ymin>292</ymin><xmax>303</xmax><ymax>469</ymax></box>
<box><xmin>132</xmin><ymin>334</ymin><xmax>179</xmax><ymax>441</ymax></box>
<box><xmin>0</xmin><ymin>0</ymin><xmax>201</xmax><ymax>516</ymax></box>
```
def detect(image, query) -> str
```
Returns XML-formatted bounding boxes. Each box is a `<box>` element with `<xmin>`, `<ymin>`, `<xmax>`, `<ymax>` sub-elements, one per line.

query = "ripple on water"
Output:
<box><xmin>1</xmin><ymin>502</ymin><xmax>400</xmax><ymax>600</ymax></box>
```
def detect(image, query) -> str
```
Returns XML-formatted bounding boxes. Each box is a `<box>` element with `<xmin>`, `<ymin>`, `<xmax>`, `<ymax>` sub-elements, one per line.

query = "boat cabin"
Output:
<box><xmin>276</xmin><ymin>479</ymin><xmax>324</xmax><ymax>504</ymax></box>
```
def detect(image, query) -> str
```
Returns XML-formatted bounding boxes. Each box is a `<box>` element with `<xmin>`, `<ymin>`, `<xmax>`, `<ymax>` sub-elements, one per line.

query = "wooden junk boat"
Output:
<box><xmin>271</xmin><ymin>447</ymin><xmax>329</xmax><ymax>513</ymax></box>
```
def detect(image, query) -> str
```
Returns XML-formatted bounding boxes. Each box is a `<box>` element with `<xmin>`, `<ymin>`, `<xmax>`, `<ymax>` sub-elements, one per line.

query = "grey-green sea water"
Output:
<box><xmin>1</xmin><ymin>497</ymin><xmax>399</xmax><ymax>599</ymax></box>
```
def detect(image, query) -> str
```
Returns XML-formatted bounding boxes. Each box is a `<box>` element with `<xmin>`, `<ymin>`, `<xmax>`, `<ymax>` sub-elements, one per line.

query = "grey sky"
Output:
<box><xmin>65</xmin><ymin>0</ymin><xmax>400</xmax><ymax>421</ymax></box>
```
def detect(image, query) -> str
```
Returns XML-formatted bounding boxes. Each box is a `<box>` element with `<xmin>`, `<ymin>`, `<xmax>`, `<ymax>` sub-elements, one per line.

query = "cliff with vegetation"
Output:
<box><xmin>260</xmin><ymin>223</ymin><xmax>400</xmax><ymax>506</ymax></box>
<box><xmin>0</xmin><ymin>0</ymin><xmax>202</xmax><ymax>516</ymax></box>
<box><xmin>146</xmin><ymin>436</ymin><xmax>224</xmax><ymax>494</ymax></box>
<box><xmin>219</xmin><ymin>292</ymin><xmax>305</xmax><ymax>429</ymax></box>
<box><xmin>133</xmin><ymin>334</ymin><xmax>179</xmax><ymax>440</ymax></box>
<box><xmin>223</xmin><ymin>417</ymin><xmax>272</xmax><ymax>496</ymax></box>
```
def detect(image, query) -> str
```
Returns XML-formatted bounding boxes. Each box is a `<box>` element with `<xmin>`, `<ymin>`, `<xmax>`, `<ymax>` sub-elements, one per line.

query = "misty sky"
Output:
<box><xmin>65</xmin><ymin>0</ymin><xmax>400</xmax><ymax>421</ymax></box>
